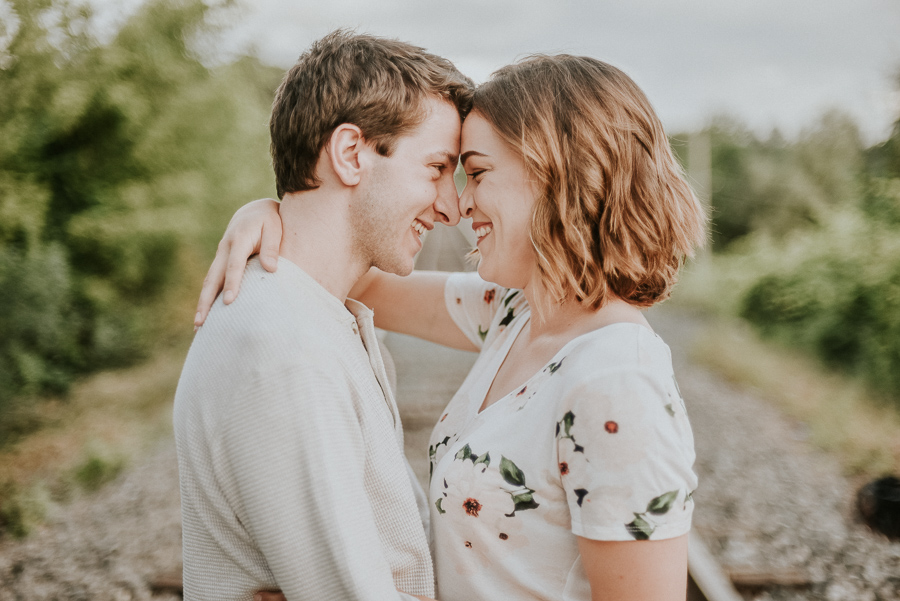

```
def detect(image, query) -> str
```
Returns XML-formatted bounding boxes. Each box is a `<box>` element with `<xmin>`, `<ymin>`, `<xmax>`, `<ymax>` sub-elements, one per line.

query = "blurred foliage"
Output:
<box><xmin>739</xmin><ymin>211</ymin><xmax>900</xmax><ymax>398</ymax></box>
<box><xmin>683</xmin><ymin>111</ymin><xmax>865</xmax><ymax>250</ymax></box>
<box><xmin>678</xmin><ymin>83</ymin><xmax>900</xmax><ymax>403</ymax></box>
<box><xmin>0</xmin><ymin>0</ymin><xmax>280</xmax><ymax>443</ymax></box>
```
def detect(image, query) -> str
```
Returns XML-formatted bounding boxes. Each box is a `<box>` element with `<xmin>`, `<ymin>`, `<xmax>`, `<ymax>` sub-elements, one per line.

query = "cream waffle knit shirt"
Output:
<box><xmin>174</xmin><ymin>258</ymin><xmax>433</xmax><ymax>601</ymax></box>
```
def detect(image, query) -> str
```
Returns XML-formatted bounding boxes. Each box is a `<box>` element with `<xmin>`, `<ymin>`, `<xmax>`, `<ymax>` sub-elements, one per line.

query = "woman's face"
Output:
<box><xmin>458</xmin><ymin>112</ymin><xmax>540</xmax><ymax>290</ymax></box>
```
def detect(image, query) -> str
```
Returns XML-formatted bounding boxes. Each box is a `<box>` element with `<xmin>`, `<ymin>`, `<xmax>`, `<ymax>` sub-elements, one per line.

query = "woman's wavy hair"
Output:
<box><xmin>472</xmin><ymin>55</ymin><xmax>706</xmax><ymax>309</ymax></box>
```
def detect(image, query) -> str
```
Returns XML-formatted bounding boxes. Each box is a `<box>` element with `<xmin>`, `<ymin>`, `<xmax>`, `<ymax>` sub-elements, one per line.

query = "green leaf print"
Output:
<box><xmin>499</xmin><ymin>307</ymin><xmax>516</xmax><ymax>327</ymax></box>
<box><xmin>435</xmin><ymin>498</ymin><xmax>446</xmax><ymax>514</ymax></box>
<box><xmin>455</xmin><ymin>444</ymin><xmax>473</xmax><ymax>461</ymax></box>
<box><xmin>558</xmin><ymin>411</ymin><xmax>575</xmax><ymax>438</ymax></box>
<box><xmin>646</xmin><ymin>490</ymin><xmax>679</xmax><ymax>515</ymax></box>
<box><xmin>503</xmin><ymin>290</ymin><xmax>520</xmax><ymax>306</ymax></box>
<box><xmin>511</xmin><ymin>491</ymin><xmax>540</xmax><ymax>512</ymax></box>
<box><xmin>664</xmin><ymin>403</ymin><xmax>676</xmax><ymax>417</ymax></box>
<box><xmin>428</xmin><ymin>436</ymin><xmax>452</xmax><ymax>480</ymax></box>
<box><xmin>499</xmin><ymin>456</ymin><xmax>527</xmax><ymax>487</ymax></box>
<box><xmin>478</xmin><ymin>325</ymin><xmax>489</xmax><ymax>341</ymax></box>
<box><xmin>627</xmin><ymin>514</ymin><xmax>654</xmax><ymax>540</ymax></box>
<box><xmin>473</xmin><ymin>451</ymin><xmax>491</xmax><ymax>467</ymax></box>
<box><xmin>574</xmin><ymin>488</ymin><xmax>589</xmax><ymax>507</ymax></box>
<box><xmin>548</xmin><ymin>357</ymin><xmax>565</xmax><ymax>373</ymax></box>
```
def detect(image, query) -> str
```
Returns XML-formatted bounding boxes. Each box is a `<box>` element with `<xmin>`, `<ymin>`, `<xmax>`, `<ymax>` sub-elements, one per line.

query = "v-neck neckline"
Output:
<box><xmin>475</xmin><ymin>312</ymin><xmax>532</xmax><ymax>416</ymax></box>
<box><xmin>470</xmin><ymin>321</ymin><xmax>658</xmax><ymax>420</ymax></box>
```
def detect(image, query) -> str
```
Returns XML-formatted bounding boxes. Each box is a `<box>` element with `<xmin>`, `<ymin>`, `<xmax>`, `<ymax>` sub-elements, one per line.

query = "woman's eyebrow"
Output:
<box><xmin>460</xmin><ymin>150</ymin><xmax>487</xmax><ymax>165</ymax></box>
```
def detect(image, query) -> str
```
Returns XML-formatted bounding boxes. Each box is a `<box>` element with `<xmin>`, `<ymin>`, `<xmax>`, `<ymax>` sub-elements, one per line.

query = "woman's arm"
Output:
<box><xmin>351</xmin><ymin>268</ymin><xmax>476</xmax><ymax>351</ymax></box>
<box><xmin>195</xmin><ymin>198</ymin><xmax>283</xmax><ymax>327</ymax></box>
<box><xmin>578</xmin><ymin>534</ymin><xmax>689</xmax><ymax>601</ymax></box>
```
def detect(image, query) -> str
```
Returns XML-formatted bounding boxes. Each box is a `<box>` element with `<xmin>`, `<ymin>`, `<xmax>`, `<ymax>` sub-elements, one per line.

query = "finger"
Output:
<box><xmin>195</xmin><ymin>243</ymin><xmax>230</xmax><ymax>327</ymax></box>
<box><xmin>254</xmin><ymin>592</ymin><xmax>286</xmax><ymax>601</ymax></box>
<box><xmin>222</xmin><ymin>237</ymin><xmax>254</xmax><ymax>304</ymax></box>
<box><xmin>258</xmin><ymin>219</ymin><xmax>282</xmax><ymax>273</ymax></box>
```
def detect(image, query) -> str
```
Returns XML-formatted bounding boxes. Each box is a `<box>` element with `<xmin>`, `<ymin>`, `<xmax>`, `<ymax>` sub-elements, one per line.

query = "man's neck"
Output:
<box><xmin>278</xmin><ymin>190</ymin><xmax>368</xmax><ymax>302</ymax></box>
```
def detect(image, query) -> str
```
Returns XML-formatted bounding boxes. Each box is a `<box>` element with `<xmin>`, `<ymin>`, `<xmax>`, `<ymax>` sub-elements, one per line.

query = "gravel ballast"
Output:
<box><xmin>0</xmin><ymin>309</ymin><xmax>897</xmax><ymax>600</ymax></box>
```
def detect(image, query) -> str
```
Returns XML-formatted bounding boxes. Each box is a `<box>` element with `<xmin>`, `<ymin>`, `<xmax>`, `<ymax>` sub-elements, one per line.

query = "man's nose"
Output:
<box><xmin>433</xmin><ymin>172</ymin><xmax>461</xmax><ymax>226</ymax></box>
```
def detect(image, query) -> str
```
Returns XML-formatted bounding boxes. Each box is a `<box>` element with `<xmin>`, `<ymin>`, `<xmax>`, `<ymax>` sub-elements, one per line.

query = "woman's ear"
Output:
<box><xmin>326</xmin><ymin>123</ymin><xmax>366</xmax><ymax>186</ymax></box>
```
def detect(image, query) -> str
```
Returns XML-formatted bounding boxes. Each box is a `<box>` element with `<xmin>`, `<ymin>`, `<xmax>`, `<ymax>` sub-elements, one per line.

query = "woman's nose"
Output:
<box><xmin>458</xmin><ymin>181</ymin><xmax>475</xmax><ymax>218</ymax></box>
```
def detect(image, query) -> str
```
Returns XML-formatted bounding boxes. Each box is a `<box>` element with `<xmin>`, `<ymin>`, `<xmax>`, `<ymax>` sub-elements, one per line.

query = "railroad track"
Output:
<box><xmin>688</xmin><ymin>531</ymin><xmax>743</xmax><ymax>601</ymax></box>
<box><xmin>150</xmin><ymin>531</ymin><xmax>748</xmax><ymax>600</ymax></box>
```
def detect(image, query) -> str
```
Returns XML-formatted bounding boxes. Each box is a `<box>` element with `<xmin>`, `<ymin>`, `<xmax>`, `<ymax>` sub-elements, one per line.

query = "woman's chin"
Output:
<box><xmin>476</xmin><ymin>260</ymin><xmax>498</xmax><ymax>285</ymax></box>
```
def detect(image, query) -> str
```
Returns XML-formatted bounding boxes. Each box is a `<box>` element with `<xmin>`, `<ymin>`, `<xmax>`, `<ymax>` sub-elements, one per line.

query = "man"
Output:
<box><xmin>174</xmin><ymin>30</ymin><xmax>472</xmax><ymax>600</ymax></box>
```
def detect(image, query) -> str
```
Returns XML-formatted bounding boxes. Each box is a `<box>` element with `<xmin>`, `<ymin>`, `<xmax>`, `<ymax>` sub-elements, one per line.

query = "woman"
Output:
<box><xmin>198</xmin><ymin>54</ymin><xmax>705</xmax><ymax>601</ymax></box>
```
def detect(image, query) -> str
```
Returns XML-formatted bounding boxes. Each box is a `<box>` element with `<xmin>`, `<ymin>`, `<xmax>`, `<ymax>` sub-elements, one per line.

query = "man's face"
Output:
<box><xmin>350</xmin><ymin>96</ymin><xmax>462</xmax><ymax>276</ymax></box>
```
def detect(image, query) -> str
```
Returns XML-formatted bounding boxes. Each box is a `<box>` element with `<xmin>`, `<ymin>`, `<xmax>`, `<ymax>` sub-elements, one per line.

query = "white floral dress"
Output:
<box><xmin>428</xmin><ymin>273</ymin><xmax>697</xmax><ymax>601</ymax></box>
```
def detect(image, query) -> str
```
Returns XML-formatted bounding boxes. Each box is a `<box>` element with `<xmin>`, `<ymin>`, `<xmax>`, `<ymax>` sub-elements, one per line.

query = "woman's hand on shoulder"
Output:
<box><xmin>194</xmin><ymin>198</ymin><xmax>282</xmax><ymax>328</ymax></box>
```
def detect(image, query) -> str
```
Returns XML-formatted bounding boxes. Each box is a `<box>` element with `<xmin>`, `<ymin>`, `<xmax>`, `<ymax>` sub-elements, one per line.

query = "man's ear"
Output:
<box><xmin>326</xmin><ymin>124</ymin><xmax>368</xmax><ymax>186</ymax></box>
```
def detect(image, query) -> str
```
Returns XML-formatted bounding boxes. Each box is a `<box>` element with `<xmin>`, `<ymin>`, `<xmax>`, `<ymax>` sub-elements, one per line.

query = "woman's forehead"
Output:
<box><xmin>460</xmin><ymin>113</ymin><xmax>497</xmax><ymax>151</ymax></box>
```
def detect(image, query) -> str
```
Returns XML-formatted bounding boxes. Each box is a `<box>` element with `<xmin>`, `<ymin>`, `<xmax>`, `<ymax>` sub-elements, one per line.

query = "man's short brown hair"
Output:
<box><xmin>473</xmin><ymin>54</ymin><xmax>707</xmax><ymax>309</ymax></box>
<box><xmin>270</xmin><ymin>30</ymin><xmax>474</xmax><ymax>199</ymax></box>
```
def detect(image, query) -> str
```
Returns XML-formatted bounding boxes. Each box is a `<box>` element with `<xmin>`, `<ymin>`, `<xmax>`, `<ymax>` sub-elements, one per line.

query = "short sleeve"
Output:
<box><xmin>444</xmin><ymin>272</ymin><xmax>506</xmax><ymax>350</ymax></box>
<box><xmin>555</xmin><ymin>355</ymin><xmax>697</xmax><ymax>542</ymax></box>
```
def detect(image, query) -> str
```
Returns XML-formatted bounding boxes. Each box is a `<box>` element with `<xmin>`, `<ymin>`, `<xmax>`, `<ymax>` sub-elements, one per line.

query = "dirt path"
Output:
<box><xmin>1</xmin><ymin>306</ymin><xmax>897</xmax><ymax>600</ymax></box>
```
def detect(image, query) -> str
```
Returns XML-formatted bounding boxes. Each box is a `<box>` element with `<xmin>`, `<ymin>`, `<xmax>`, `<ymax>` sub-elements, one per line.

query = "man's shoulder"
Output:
<box><xmin>201</xmin><ymin>259</ymin><xmax>348</xmax><ymax>351</ymax></box>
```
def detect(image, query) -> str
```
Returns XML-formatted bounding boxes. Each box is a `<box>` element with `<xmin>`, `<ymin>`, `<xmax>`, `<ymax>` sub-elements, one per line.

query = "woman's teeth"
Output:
<box><xmin>475</xmin><ymin>225</ymin><xmax>493</xmax><ymax>238</ymax></box>
<box><xmin>412</xmin><ymin>221</ymin><xmax>426</xmax><ymax>236</ymax></box>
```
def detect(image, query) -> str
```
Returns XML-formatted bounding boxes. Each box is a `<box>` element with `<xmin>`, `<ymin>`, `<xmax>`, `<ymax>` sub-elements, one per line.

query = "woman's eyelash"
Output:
<box><xmin>467</xmin><ymin>169</ymin><xmax>485</xmax><ymax>178</ymax></box>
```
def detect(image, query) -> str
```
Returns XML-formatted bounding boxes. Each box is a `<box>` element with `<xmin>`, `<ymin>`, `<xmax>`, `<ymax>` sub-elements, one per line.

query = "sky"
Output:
<box><xmin>88</xmin><ymin>0</ymin><xmax>900</xmax><ymax>144</ymax></box>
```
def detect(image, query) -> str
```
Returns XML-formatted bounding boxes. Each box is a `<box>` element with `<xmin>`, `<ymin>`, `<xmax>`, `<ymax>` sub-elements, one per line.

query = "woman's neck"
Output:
<box><xmin>520</xmin><ymin>283</ymin><xmax>652</xmax><ymax>344</ymax></box>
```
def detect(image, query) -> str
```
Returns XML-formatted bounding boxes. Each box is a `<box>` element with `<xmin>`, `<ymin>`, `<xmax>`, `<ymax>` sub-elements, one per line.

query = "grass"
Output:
<box><xmin>688</xmin><ymin>315</ymin><xmax>900</xmax><ymax>479</ymax></box>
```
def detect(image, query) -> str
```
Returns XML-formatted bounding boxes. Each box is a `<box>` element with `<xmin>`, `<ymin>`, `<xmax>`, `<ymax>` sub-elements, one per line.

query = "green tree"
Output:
<box><xmin>0</xmin><ymin>0</ymin><xmax>279</xmax><ymax>441</ymax></box>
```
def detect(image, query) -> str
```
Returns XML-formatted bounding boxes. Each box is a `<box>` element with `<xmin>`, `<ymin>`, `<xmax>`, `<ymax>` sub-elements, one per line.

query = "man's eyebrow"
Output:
<box><xmin>460</xmin><ymin>150</ymin><xmax>487</xmax><ymax>165</ymax></box>
<box><xmin>427</xmin><ymin>150</ymin><xmax>458</xmax><ymax>165</ymax></box>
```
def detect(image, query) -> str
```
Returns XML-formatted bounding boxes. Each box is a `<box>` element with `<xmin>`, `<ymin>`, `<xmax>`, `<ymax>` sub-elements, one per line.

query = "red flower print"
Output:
<box><xmin>559</xmin><ymin>462</ymin><xmax>569</xmax><ymax>475</ymax></box>
<box><xmin>499</xmin><ymin>533</ymin><xmax>508</xmax><ymax>540</ymax></box>
<box><xmin>605</xmin><ymin>421</ymin><xmax>619</xmax><ymax>434</ymax></box>
<box><xmin>440</xmin><ymin>413</ymin><xmax>448</xmax><ymax>422</ymax></box>
<box><xmin>465</xmin><ymin>541</ymin><xmax>473</xmax><ymax>548</ymax></box>
<box><xmin>456</xmin><ymin>297</ymin><xmax>462</xmax><ymax>304</ymax></box>
<box><xmin>484</xmin><ymin>289</ymin><xmax>496</xmax><ymax>303</ymax></box>
<box><xmin>517</xmin><ymin>386</ymin><xmax>527</xmax><ymax>396</ymax></box>
<box><xmin>463</xmin><ymin>497</ymin><xmax>482</xmax><ymax>517</ymax></box>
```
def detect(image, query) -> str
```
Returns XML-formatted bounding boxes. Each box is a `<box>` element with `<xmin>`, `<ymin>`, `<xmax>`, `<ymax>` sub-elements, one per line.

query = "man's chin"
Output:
<box><xmin>374</xmin><ymin>256</ymin><xmax>415</xmax><ymax>278</ymax></box>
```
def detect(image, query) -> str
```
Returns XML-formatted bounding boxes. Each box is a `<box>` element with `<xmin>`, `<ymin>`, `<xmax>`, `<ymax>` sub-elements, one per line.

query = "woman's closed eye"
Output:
<box><xmin>466</xmin><ymin>169</ymin><xmax>486</xmax><ymax>181</ymax></box>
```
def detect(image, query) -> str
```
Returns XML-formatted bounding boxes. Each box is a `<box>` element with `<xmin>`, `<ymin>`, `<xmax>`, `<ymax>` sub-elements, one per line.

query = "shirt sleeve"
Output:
<box><xmin>443</xmin><ymin>272</ymin><xmax>506</xmax><ymax>350</ymax></box>
<box><xmin>216</xmin><ymin>358</ymin><xmax>418</xmax><ymax>601</ymax></box>
<box><xmin>554</xmin><ymin>356</ymin><xmax>697</xmax><ymax>542</ymax></box>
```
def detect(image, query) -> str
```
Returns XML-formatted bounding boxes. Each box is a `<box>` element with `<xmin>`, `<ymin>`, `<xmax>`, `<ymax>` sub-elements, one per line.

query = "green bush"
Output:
<box><xmin>739</xmin><ymin>212</ymin><xmax>900</xmax><ymax>400</ymax></box>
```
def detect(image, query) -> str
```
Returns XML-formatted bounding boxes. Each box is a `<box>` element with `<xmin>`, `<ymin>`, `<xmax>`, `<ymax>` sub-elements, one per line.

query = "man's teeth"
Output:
<box><xmin>412</xmin><ymin>221</ymin><xmax>426</xmax><ymax>236</ymax></box>
<box><xmin>475</xmin><ymin>225</ymin><xmax>493</xmax><ymax>238</ymax></box>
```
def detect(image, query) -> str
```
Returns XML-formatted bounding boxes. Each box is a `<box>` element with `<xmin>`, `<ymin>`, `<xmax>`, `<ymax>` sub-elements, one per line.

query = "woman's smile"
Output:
<box><xmin>473</xmin><ymin>222</ymin><xmax>493</xmax><ymax>242</ymax></box>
